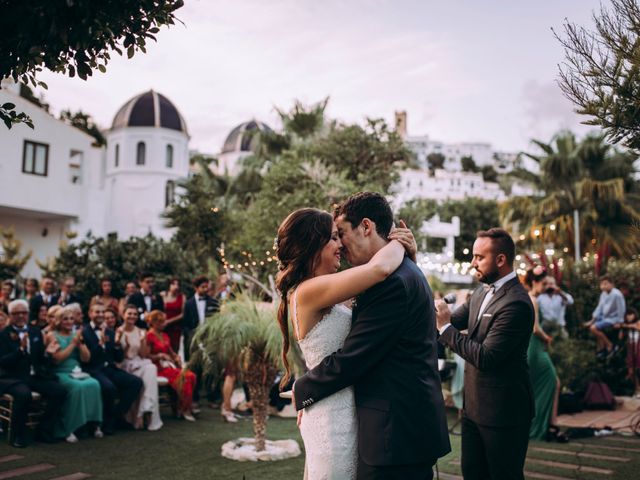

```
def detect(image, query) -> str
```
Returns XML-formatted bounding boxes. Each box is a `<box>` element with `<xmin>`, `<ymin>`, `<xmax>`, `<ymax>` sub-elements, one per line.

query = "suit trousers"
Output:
<box><xmin>357</xmin><ymin>456</ymin><xmax>434</xmax><ymax>480</ymax></box>
<box><xmin>4</xmin><ymin>377</ymin><xmax>67</xmax><ymax>440</ymax></box>
<box><xmin>92</xmin><ymin>366</ymin><xmax>143</xmax><ymax>427</ymax></box>
<box><xmin>461</xmin><ymin>416</ymin><xmax>530</xmax><ymax>480</ymax></box>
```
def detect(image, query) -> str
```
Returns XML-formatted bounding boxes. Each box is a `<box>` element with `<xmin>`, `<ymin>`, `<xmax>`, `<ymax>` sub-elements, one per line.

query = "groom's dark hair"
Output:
<box><xmin>334</xmin><ymin>192</ymin><xmax>394</xmax><ymax>238</ymax></box>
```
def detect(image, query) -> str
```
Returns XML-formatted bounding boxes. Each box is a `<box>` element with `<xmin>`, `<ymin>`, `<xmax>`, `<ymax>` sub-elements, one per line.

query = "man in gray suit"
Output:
<box><xmin>435</xmin><ymin>228</ymin><xmax>534</xmax><ymax>480</ymax></box>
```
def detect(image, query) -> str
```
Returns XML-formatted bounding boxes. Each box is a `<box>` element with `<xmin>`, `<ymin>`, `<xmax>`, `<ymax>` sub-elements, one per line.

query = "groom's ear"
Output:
<box><xmin>361</xmin><ymin>218</ymin><xmax>375</xmax><ymax>237</ymax></box>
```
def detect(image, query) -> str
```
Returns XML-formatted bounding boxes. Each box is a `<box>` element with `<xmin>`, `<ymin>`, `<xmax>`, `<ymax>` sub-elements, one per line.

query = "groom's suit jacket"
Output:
<box><xmin>294</xmin><ymin>257</ymin><xmax>451</xmax><ymax>467</ymax></box>
<box><xmin>438</xmin><ymin>276</ymin><xmax>535</xmax><ymax>427</ymax></box>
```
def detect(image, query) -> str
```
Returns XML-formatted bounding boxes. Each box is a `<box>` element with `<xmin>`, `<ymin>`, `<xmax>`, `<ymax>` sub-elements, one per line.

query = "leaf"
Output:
<box><xmin>1</xmin><ymin>103</ymin><xmax>15</xmax><ymax>110</ymax></box>
<box><xmin>127</xmin><ymin>46</ymin><xmax>135</xmax><ymax>59</ymax></box>
<box><xmin>98</xmin><ymin>64</ymin><xmax>106</xmax><ymax>73</ymax></box>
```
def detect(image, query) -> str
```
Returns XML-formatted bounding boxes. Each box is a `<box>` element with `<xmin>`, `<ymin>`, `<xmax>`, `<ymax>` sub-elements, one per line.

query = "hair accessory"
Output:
<box><xmin>273</xmin><ymin>236</ymin><xmax>284</xmax><ymax>271</ymax></box>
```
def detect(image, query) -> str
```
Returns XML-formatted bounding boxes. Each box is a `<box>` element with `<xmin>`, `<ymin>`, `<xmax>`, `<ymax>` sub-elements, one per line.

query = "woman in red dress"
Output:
<box><xmin>161</xmin><ymin>279</ymin><xmax>184</xmax><ymax>353</ymax></box>
<box><xmin>146</xmin><ymin>310</ymin><xmax>197</xmax><ymax>421</ymax></box>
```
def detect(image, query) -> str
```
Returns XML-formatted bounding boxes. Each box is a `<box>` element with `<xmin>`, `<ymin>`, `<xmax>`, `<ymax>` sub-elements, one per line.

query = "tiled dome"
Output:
<box><xmin>221</xmin><ymin>120</ymin><xmax>272</xmax><ymax>153</ymax></box>
<box><xmin>112</xmin><ymin>90</ymin><xmax>187</xmax><ymax>133</ymax></box>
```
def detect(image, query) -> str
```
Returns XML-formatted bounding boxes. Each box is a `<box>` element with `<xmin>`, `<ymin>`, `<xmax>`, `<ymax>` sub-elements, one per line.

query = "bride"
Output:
<box><xmin>275</xmin><ymin>207</ymin><xmax>415</xmax><ymax>479</ymax></box>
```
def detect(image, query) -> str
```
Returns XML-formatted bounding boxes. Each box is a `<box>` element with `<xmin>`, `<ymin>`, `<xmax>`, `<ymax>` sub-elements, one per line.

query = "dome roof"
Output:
<box><xmin>111</xmin><ymin>90</ymin><xmax>187</xmax><ymax>133</ymax></box>
<box><xmin>221</xmin><ymin>120</ymin><xmax>272</xmax><ymax>154</ymax></box>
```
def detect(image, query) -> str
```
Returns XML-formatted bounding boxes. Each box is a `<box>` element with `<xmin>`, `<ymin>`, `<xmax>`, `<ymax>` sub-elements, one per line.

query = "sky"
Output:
<box><xmin>36</xmin><ymin>0</ymin><xmax>607</xmax><ymax>155</ymax></box>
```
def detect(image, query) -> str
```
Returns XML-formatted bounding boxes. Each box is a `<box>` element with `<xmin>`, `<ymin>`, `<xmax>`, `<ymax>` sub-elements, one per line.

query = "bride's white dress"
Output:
<box><xmin>293</xmin><ymin>291</ymin><xmax>357</xmax><ymax>480</ymax></box>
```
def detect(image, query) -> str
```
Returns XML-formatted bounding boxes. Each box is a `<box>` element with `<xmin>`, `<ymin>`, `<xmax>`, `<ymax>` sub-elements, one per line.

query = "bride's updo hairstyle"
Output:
<box><xmin>275</xmin><ymin>208</ymin><xmax>333</xmax><ymax>389</ymax></box>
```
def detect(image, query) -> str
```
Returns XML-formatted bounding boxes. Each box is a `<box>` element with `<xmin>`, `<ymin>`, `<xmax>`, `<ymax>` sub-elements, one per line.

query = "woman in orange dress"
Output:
<box><xmin>145</xmin><ymin>310</ymin><xmax>197</xmax><ymax>421</ymax></box>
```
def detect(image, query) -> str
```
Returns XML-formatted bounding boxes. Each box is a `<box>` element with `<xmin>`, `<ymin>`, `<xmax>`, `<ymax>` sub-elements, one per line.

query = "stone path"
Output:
<box><xmin>444</xmin><ymin>434</ymin><xmax>640</xmax><ymax>480</ymax></box>
<box><xmin>0</xmin><ymin>455</ymin><xmax>89</xmax><ymax>480</ymax></box>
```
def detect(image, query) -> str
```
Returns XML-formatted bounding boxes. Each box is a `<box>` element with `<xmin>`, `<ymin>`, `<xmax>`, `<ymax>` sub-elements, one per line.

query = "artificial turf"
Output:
<box><xmin>1</xmin><ymin>408</ymin><xmax>639</xmax><ymax>480</ymax></box>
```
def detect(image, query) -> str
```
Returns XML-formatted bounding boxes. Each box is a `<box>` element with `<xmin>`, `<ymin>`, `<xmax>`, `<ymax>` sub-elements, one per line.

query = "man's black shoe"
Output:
<box><xmin>10</xmin><ymin>436</ymin><xmax>27</xmax><ymax>448</ymax></box>
<box><xmin>35</xmin><ymin>429</ymin><xmax>57</xmax><ymax>444</ymax></box>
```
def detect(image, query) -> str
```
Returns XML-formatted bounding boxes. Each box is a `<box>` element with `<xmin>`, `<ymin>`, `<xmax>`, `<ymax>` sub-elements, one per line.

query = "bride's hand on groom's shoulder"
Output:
<box><xmin>388</xmin><ymin>219</ymin><xmax>417</xmax><ymax>263</ymax></box>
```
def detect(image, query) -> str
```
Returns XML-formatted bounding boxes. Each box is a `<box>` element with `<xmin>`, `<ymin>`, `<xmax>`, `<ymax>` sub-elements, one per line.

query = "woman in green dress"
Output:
<box><xmin>524</xmin><ymin>267</ymin><xmax>567</xmax><ymax>442</ymax></box>
<box><xmin>45</xmin><ymin>305</ymin><xmax>103</xmax><ymax>443</ymax></box>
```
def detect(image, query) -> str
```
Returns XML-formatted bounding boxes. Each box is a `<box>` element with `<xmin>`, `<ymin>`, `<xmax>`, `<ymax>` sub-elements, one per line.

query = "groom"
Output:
<box><xmin>293</xmin><ymin>192</ymin><xmax>451</xmax><ymax>480</ymax></box>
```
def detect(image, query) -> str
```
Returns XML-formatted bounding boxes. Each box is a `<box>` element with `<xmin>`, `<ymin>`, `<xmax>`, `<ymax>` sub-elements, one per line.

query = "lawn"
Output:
<box><xmin>1</xmin><ymin>407</ymin><xmax>640</xmax><ymax>480</ymax></box>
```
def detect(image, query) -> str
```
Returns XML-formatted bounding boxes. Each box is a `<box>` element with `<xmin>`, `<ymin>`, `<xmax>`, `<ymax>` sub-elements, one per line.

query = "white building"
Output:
<box><xmin>392</xmin><ymin>168</ymin><xmax>506</xmax><ymax>207</ymax></box>
<box><xmin>0</xmin><ymin>81</ymin><xmax>189</xmax><ymax>276</ymax></box>
<box><xmin>216</xmin><ymin>120</ymin><xmax>273</xmax><ymax>175</ymax></box>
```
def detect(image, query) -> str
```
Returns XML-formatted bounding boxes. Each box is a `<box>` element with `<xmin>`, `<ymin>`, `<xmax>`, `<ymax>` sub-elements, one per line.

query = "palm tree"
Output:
<box><xmin>188</xmin><ymin>296</ymin><xmax>300</xmax><ymax>452</ymax></box>
<box><xmin>502</xmin><ymin>131</ymin><xmax>640</xmax><ymax>260</ymax></box>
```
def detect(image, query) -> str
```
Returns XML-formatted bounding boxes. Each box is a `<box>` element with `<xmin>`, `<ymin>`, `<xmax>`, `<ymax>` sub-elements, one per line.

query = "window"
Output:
<box><xmin>22</xmin><ymin>140</ymin><xmax>49</xmax><ymax>176</ymax></box>
<box><xmin>136</xmin><ymin>141</ymin><xmax>146</xmax><ymax>166</ymax></box>
<box><xmin>69</xmin><ymin>149</ymin><xmax>83</xmax><ymax>184</ymax></box>
<box><xmin>166</xmin><ymin>144</ymin><xmax>174</xmax><ymax>168</ymax></box>
<box><xmin>165</xmin><ymin>180</ymin><xmax>176</xmax><ymax>207</ymax></box>
<box><xmin>115</xmin><ymin>144</ymin><xmax>120</xmax><ymax>167</ymax></box>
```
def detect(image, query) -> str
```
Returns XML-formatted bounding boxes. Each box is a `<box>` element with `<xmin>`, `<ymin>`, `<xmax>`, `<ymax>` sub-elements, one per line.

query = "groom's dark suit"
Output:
<box><xmin>438</xmin><ymin>274</ymin><xmax>534</xmax><ymax>480</ymax></box>
<box><xmin>294</xmin><ymin>257</ymin><xmax>451</xmax><ymax>479</ymax></box>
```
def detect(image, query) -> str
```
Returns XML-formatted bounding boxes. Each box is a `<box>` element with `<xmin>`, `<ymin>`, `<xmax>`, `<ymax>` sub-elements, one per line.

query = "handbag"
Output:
<box><xmin>583</xmin><ymin>381</ymin><xmax>616</xmax><ymax>410</ymax></box>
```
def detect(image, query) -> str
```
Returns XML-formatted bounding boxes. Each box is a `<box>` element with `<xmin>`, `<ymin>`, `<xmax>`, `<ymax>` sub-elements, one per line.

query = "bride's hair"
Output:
<box><xmin>275</xmin><ymin>208</ymin><xmax>333</xmax><ymax>389</ymax></box>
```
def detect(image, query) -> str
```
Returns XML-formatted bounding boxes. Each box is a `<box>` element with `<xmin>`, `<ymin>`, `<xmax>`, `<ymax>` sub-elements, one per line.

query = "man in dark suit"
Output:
<box><xmin>293</xmin><ymin>192</ymin><xmax>451</xmax><ymax>480</ymax></box>
<box><xmin>183</xmin><ymin>275</ymin><xmax>220</xmax><ymax>408</ymax></box>
<box><xmin>0</xmin><ymin>300</ymin><xmax>67</xmax><ymax>447</ymax></box>
<box><xmin>28</xmin><ymin>277</ymin><xmax>56</xmax><ymax>323</ymax></box>
<box><xmin>82</xmin><ymin>303</ymin><xmax>142</xmax><ymax>434</ymax></box>
<box><xmin>183</xmin><ymin>275</ymin><xmax>219</xmax><ymax>361</ymax></box>
<box><xmin>436</xmin><ymin>228</ymin><xmax>534</xmax><ymax>480</ymax></box>
<box><xmin>51</xmin><ymin>276</ymin><xmax>82</xmax><ymax>307</ymax></box>
<box><xmin>128</xmin><ymin>273</ymin><xmax>164</xmax><ymax>329</ymax></box>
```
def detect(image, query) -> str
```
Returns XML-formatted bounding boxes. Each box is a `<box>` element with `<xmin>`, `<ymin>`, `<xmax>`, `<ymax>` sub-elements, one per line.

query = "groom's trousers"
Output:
<box><xmin>461</xmin><ymin>416</ymin><xmax>530</xmax><ymax>480</ymax></box>
<box><xmin>357</xmin><ymin>456</ymin><xmax>435</xmax><ymax>480</ymax></box>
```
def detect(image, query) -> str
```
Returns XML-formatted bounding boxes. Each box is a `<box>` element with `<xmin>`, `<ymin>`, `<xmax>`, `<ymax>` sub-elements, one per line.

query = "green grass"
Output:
<box><xmin>1</xmin><ymin>408</ymin><xmax>640</xmax><ymax>479</ymax></box>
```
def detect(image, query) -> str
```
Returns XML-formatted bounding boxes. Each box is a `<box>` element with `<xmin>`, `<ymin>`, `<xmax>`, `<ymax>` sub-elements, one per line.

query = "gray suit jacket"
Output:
<box><xmin>439</xmin><ymin>276</ymin><xmax>535</xmax><ymax>427</ymax></box>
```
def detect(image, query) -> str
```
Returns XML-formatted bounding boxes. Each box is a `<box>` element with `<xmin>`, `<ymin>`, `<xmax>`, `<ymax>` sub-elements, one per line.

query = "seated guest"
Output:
<box><xmin>21</xmin><ymin>278</ymin><xmax>38</xmax><ymax>303</ymax></box>
<box><xmin>46</xmin><ymin>306</ymin><xmax>103</xmax><ymax>443</ymax></box>
<box><xmin>29</xmin><ymin>277</ymin><xmax>56</xmax><ymax>324</ymax></box>
<box><xmin>117</xmin><ymin>305</ymin><xmax>162</xmax><ymax>431</ymax></box>
<box><xmin>81</xmin><ymin>303</ymin><xmax>143</xmax><ymax>434</ymax></box>
<box><xmin>146</xmin><ymin>310</ymin><xmax>196</xmax><ymax>421</ymax></box>
<box><xmin>0</xmin><ymin>300</ymin><xmax>67</xmax><ymax>447</ymax></box>
<box><xmin>118</xmin><ymin>281</ymin><xmax>138</xmax><ymax>318</ymax></box>
<box><xmin>128</xmin><ymin>273</ymin><xmax>164</xmax><ymax>329</ymax></box>
<box><xmin>31</xmin><ymin>304</ymin><xmax>48</xmax><ymax>329</ymax></box>
<box><xmin>90</xmin><ymin>278</ymin><xmax>120</xmax><ymax>312</ymax></box>
<box><xmin>43</xmin><ymin>305</ymin><xmax>62</xmax><ymax>335</ymax></box>
<box><xmin>104</xmin><ymin>307</ymin><xmax>119</xmax><ymax>330</ymax></box>
<box><xmin>584</xmin><ymin>275</ymin><xmax>626</xmax><ymax>357</ymax></box>
<box><xmin>67</xmin><ymin>303</ymin><xmax>84</xmax><ymax>330</ymax></box>
<box><xmin>0</xmin><ymin>280</ymin><xmax>14</xmax><ymax>313</ymax></box>
<box><xmin>52</xmin><ymin>276</ymin><xmax>82</xmax><ymax>307</ymax></box>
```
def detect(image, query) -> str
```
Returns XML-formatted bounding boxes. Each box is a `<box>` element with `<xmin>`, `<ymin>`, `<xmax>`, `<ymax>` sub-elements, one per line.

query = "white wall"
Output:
<box><xmin>0</xmin><ymin>211</ymin><xmax>70</xmax><ymax>278</ymax></box>
<box><xmin>104</xmin><ymin>126</ymin><xmax>189</xmax><ymax>239</ymax></box>
<box><xmin>0</xmin><ymin>88</ymin><xmax>99</xmax><ymax>220</ymax></box>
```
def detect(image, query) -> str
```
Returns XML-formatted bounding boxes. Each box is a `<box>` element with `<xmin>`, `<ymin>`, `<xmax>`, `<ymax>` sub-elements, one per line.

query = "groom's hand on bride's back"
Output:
<box><xmin>388</xmin><ymin>219</ymin><xmax>417</xmax><ymax>263</ymax></box>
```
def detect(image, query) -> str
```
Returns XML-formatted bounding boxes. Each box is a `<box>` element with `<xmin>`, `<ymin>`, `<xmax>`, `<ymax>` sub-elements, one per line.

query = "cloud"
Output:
<box><xmin>519</xmin><ymin>79</ymin><xmax>594</xmax><ymax>147</ymax></box>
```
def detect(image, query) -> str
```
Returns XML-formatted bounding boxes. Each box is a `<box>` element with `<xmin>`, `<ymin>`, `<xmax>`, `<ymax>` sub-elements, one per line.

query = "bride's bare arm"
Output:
<box><xmin>297</xmin><ymin>240</ymin><xmax>405</xmax><ymax>314</ymax></box>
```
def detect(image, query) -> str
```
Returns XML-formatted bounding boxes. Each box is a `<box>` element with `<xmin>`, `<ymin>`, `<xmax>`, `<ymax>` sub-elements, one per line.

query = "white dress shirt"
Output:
<box><xmin>196</xmin><ymin>294</ymin><xmax>207</xmax><ymax>326</ymax></box>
